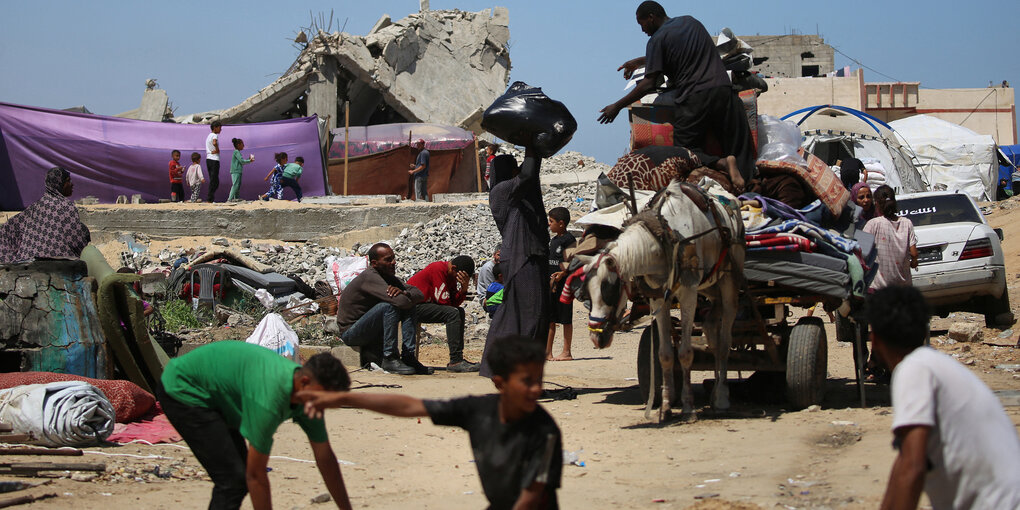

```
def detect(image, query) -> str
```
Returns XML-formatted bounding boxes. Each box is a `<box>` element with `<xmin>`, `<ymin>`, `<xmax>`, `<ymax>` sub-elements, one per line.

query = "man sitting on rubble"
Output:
<box><xmin>336</xmin><ymin>243</ymin><xmax>428</xmax><ymax>375</ymax></box>
<box><xmin>407</xmin><ymin>255</ymin><xmax>481</xmax><ymax>373</ymax></box>
<box><xmin>597</xmin><ymin>1</ymin><xmax>755</xmax><ymax>189</ymax></box>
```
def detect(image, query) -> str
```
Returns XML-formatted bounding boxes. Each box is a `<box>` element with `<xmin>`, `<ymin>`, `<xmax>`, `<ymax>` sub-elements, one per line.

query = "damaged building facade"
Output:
<box><xmin>177</xmin><ymin>7</ymin><xmax>512</xmax><ymax>135</ymax></box>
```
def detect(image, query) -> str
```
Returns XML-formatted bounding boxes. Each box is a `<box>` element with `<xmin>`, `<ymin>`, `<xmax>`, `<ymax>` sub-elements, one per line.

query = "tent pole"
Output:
<box><xmin>474</xmin><ymin>135</ymin><xmax>482</xmax><ymax>192</ymax></box>
<box><xmin>343</xmin><ymin>101</ymin><xmax>350</xmax><ymax>196</ymax></box>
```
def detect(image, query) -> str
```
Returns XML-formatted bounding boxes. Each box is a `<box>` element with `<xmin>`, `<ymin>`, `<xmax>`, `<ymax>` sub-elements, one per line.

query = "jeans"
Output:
<box><xmin>170</xmin><ymin>182</ymin><xmax>185</xmax><ymax>202</ymax></box>
<box><xmin>280</xmin><ymin>176</ymin><xmax>302</xmax><ymax>201</ymax></box>
<box><xmin>413</xmin><ymin>175</ymin><xmax>428</xmax><ymax>201</ymax></box>
<box><xmin>341</xmin><ymin>302</ymin><xmax>416</xmax><ymax>359</ymax></box>
<box><xmin>415</xmin><ymin>303</ymin><xmax>465</xmax><ymax>364</ymax></box>
<box><xmin>205</xmin><ymin>159</ymin><xmax>220</xmax><ymax>202</ymax></box>
<box><xmin>159</xmin><ymin>388</ymin><xmax>248</xmax><ymax>509</ymax></box>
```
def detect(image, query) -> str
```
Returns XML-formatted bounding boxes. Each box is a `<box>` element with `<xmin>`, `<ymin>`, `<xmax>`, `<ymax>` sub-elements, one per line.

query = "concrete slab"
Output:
<box><xmin>431</xmin><ymin>193</ymin><xmax>487</xmax><ymax>203</ymax></box>
<box><xmin>301</xmin><ymin>195</ymin><xmax>401</xmax><ymax>205</ymax></box>
<box><xmin>78</xmin><ymin>201</ymin><xmax>473</xmax><ymax>241</ymax></box>
<box><xmin>330</xmin><ymin>345</ymin><xmax>361</xmax><ymax>369</ymax></box>
<box><xmin>138</xmin><ymin>89</ymin><xmax>169</xmax><ymax>122</ymax></box>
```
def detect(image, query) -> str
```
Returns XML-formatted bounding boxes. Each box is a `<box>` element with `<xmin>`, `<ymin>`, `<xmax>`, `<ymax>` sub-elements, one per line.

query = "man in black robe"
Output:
<box><xmin>478</xmin><ymin>150</ymin><xmax>551</xmax><ymax>378</ymax></box>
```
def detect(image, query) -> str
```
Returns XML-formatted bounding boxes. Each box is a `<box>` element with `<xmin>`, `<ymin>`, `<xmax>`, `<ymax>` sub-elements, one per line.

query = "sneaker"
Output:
<box><xmin>447</xmin><ymin>360</ymin><xmax>481</xmax><ymax>373</ymax></box>
<box><xmin>402</xmin><ymin>356</ymin><xmax>435</xmax><ymax>375</ymax></box>
<box><xmin>380</xmin><ymin>357</ymin><xmax>415</xmax><ymax>375</ymax></box>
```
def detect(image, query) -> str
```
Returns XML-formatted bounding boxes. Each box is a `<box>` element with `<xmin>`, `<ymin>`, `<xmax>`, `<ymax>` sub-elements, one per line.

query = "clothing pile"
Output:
<box><xmin>741</xmin><ymin>205</ymin><xmax>878</xmax><ymax>300</ymax></box>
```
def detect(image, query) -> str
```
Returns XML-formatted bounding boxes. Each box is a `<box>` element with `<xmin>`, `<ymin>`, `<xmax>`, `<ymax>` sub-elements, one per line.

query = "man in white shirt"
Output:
<box><xmin>868</xmin><ymin>286</ymin><xmax>1020</xmax><ymax>510</ymax></box>
<box><xmin>205</xmin><ymin>121</ymin><xmax>222</xmax><ymax>202</ymax></box>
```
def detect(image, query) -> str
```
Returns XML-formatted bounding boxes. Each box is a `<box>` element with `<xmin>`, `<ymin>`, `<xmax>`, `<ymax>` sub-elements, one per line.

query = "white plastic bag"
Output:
<box><xmin>324</xmin><ymin>256</ymin><xmax>368</xmax><ymax>295</ymax></box>
<box><xmin>245</xmin><ymin>313</ymin><xmax>300</xmax><ymax>361</ymax></box>
<box><xmin>756</xmin><ymin>115</ymin><xmax>806</xmax><ymax>166</ymax></box>
<box><xmin>254</xmin><ymin>288</ymin><xmax>275</xmax><ymax>309</ymax></box>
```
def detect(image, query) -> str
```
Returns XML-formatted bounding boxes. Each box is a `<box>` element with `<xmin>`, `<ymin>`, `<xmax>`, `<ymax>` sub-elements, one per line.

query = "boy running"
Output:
<box><xmin>300</xmin><ymin>336</ymin><xmax>562</xmax><ymax>509</ymax></box>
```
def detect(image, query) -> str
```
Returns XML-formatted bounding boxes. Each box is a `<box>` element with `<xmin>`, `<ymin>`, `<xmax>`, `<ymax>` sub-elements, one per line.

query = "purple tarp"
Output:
<box><xmin>0</xmin><ymin>102</ymin><xmax>325</xmax><ymax>210</ymax></box>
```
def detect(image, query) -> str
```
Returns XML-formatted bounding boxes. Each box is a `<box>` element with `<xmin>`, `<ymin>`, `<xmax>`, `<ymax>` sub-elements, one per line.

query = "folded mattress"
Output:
<box><xmin>745</xmin><ymin>258</ymin><xmax>850</xmax><ymax>299</ymax></box>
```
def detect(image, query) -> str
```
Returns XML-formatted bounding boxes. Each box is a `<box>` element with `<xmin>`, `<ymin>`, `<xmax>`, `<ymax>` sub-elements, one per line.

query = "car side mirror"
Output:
<box><xmin>994</xmin><ymin>228</ymin><xmax>1004</xmax><ymax>241</ymax></box>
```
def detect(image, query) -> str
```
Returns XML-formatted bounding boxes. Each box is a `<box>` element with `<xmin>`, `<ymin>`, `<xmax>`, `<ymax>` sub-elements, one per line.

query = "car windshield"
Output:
<box><xmin>897</xmin><ymin>195</ymin><xmax>982</xmax><ymax>227</ymax></box>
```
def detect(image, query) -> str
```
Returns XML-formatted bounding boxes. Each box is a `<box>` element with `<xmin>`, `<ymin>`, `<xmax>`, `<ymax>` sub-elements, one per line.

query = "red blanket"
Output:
<box><xmin>0</xmin><ymin>372</ymin><xmax>155</xmax><ymax>423</ymax></box>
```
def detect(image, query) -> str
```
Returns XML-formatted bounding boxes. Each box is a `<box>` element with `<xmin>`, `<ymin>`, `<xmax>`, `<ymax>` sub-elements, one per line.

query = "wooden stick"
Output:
<box><xmin>474</xmin><ymin>135</ymin><xmax>482</xmax><ymax>192</ymax></box>
<box><xmin>0</xmin><ymin>424</ymin><xmax>11</xmax><ymax>433</ymax></box>
<box><xmin>0</xmin><ymin>448</ymin><xmax>82</xmax><ymax>457</ymax></box>
<box><xmin>0</xmin><ymin>493</ymin><xmax>57</xmax><ymax>508</ymax></box>
<box><xmin>0</xmin><ymin>436</ymin><xmax>32</xmax><ymax>444</ymax></box>
<box><xmin>0</xmin><ymin>461</ymin><xmax>106</xmax><ymax>476</ymax></box>
<box><xmin>343</xmin><ymin>100</ymin><xmax>350</xmax><ymax>196</ymax></box>
<box><xmin>0</xmin><ymin>482</ymin><xmax>27</xmax><ymax>494</ymax></box>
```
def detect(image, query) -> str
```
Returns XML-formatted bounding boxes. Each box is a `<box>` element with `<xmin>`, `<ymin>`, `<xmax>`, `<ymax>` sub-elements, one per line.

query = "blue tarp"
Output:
<box><xmin>1001</xmin><ymin>144</ymin><xmax>1020</xmax><ymax>188</ymax></box>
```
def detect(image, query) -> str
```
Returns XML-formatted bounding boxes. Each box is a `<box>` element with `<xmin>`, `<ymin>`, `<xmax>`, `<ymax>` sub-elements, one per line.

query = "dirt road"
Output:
<box><xmin>9</xmin><ymin>202</ymin><xmax>1020</xmax><ymax>509</ymax></box>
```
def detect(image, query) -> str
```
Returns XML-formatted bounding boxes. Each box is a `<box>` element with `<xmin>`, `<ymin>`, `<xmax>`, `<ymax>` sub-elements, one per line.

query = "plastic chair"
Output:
<box><xmin>190</xmin><ymin>264</ymin><xmax>224</xmax><ymax>310</ymax></box>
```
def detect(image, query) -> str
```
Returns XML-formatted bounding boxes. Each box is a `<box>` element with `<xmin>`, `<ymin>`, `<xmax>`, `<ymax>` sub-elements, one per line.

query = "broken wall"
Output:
<box><xmin>0</xmin><ymin>260</ymin><xmax>110</xmax><ymax>378</ymax></box>
<box><xmin>210</xmin><ymin>8</ymin><xmax>511</xmax><ymax>133</ymax></box>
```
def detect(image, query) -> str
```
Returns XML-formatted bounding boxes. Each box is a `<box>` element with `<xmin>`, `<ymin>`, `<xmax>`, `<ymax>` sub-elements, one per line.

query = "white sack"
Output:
<box><xmin>0</xmin><ymin>381</ymin><xmax>115</xmax><ymax>447</ymax></box>
<box><xmin>324</xmin><ymin>256</ymin><xmax>368</xmax><ymax>295</ymax></box>
<box><xmin>246</xmin><ymin>313</ymin><xmax>300</xmax><ymax>361</ymax></box>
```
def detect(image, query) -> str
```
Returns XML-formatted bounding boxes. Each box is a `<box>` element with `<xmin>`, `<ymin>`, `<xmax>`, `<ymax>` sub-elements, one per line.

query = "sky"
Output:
<box><xmin>1</xmin><ymin>1</ymin><xmax>1018</xmax><ymax>164</ymax></box>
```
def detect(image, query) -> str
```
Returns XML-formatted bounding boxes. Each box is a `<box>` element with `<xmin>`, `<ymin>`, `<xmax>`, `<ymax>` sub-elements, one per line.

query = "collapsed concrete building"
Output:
<box><xmin>176</xmin><ymin>7</ymin><xmax>512</xmax><ymax>134</ymax></box>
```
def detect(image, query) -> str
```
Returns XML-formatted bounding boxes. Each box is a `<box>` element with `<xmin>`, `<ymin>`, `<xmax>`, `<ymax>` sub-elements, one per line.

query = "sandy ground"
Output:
<box><xmin>5</xmin><ymin>203</ymin><xmax>1020</xmax><ymax>509</ymax></box>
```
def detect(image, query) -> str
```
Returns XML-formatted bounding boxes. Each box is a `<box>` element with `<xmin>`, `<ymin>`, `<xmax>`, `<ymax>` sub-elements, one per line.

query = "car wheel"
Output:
<box><xmin>985</xmin><ymin>288</ymin><xmax>1014</xmax><ymax>327</ymax></box>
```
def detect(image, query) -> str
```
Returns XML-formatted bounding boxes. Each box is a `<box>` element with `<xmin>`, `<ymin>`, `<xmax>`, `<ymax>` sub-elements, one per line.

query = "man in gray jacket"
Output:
<box><xmin>337</xmin><ymin>243</ymin><xmax>426</xmax><ymax>375</ymax></box>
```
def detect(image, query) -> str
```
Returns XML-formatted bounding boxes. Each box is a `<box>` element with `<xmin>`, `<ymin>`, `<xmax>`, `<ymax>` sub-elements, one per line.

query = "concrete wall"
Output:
<box><xmin>741</xmin><ymin>35</ymin><xmax>834</xmax><ymax>78</ymax></box>
<box><xmin>757</xmin><ymin>73</ymin><xmax>865</xmax><ymax>119</ymax></box>
<box><xmin>76</xmin><ymin>202</ymin><xmax>480</xmax><ymax>242</ymax></box>
<box><xmin>913</xmin><ymin>87</ymin><xmax>1016</xmax><ymax>145</ymax></box>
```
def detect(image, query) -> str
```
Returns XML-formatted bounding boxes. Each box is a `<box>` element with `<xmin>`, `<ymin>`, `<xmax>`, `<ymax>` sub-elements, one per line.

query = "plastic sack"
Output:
<box><xmin>756</xmin><ymin>115</ymin><xmax>806</xmax><ymax>166</ymax></box>
<box><xmin>254</xmin><ymin>288</ymin><xmax>275</xmax><ymax>309</ymax></box>
<box><xmin>324</xmin><ymin>256</ymin><xmax>368</xmax><ymax>295</ymax></box>
<box><xmin>0</xmin><ymin>381</ymin><xmax>115</xmax><ymax>447</ymax></box>
<box><xmin>481</xmin><ymin>81</ymin><xmax>578</xmax><ymax>158</ymax></box>
<box><xmin>245</xmin><ymin>313</ymin><xmax>299</xmax><ymax>361</ymax></box>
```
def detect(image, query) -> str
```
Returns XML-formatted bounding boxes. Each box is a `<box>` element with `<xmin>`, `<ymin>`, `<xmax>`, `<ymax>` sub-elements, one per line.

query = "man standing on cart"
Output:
<box><xmin>598</xmin><ymin>1</ymin><xmax>755</xmax><ymax>189</ymax></box>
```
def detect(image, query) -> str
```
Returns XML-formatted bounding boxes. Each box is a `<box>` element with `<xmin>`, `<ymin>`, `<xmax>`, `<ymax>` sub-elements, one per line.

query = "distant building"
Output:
<box><xmin>755</xmin><ymin>71</ymin><xmax>1016</xmax><ymax>145</ymax></box>
<box><xmin>740</xmin><ymin>34</ymin><xmax>834</xmax><ymax>78</ymax></box>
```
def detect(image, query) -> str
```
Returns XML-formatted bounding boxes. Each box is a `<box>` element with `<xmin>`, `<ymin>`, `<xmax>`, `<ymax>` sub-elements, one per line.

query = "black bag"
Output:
<box><xmin>481</xmin><ymin>81</ymin><xmax>577</xmax><ymax>158</ymax></box>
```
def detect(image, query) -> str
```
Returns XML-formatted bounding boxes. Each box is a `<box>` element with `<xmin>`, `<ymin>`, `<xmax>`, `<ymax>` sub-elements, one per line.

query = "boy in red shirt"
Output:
<box><xmin>168</xmin><ymin>149</ymin><xmax>185</xmax><ymax>202</ymax></box>
<box><xmin>407</xmin><ymin>255</ymin><xmax>479</xmax><ymax>372</ymax></box>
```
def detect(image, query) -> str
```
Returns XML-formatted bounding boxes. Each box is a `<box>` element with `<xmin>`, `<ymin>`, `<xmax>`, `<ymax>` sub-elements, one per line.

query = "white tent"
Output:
<box><xmin>781</xmin><ymin>105</ymin><xmax>927</xmax><ymax>194</ymax></box>
<box><xmin>889</xmin><ymin>115</ymin><xmax>997</xmax><ymax>201</ymax></box>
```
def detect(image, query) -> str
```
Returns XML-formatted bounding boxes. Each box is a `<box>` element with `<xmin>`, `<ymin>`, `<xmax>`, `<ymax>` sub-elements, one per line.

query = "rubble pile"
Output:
<box><xmin>498</xmin><ymin>145</ymin><xmax>613</xmax><ymax>175</ymax></box>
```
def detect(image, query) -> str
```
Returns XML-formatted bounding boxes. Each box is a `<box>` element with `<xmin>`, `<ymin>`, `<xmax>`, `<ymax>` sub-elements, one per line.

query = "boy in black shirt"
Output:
<box><xmin>299</xmin><ymin>336</ymin><xmax>562</xmax><ymax>509</ymax></box>
<box><xmin>546</xmin><ymin>207</ymin><xmax>577</xmax><ymax>361</ymax></box>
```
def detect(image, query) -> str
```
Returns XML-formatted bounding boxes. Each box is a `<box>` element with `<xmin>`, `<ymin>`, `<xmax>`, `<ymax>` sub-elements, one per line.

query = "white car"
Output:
<box><xmin>896</xmin><ymin>191</ymin><xmax>1011</xmax><ymax>326</ymax></box>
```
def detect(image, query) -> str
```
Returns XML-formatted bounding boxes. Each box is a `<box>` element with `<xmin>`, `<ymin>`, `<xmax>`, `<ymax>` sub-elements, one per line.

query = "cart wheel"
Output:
<box><xmin>786</xmin><ymin>317</ymin><xmax>828</xmax><ymax>409</ymax></box>
<box><xmin>636</xmin><ymin>324</ymin><xmax>683</xmax><ymax>408</ymax></box>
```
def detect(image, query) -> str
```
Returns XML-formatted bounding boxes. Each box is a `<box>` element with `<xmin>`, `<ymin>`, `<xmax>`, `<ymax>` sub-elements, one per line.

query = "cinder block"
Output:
<box><xmin>299</xmin><ymin>345</ymin><xmax>331</xmax><ymax>362</ymax></box>
<box><xmin>330</xmin><ymin>345</ymin><xmax>362</xmax><ymax>368</ymax></box>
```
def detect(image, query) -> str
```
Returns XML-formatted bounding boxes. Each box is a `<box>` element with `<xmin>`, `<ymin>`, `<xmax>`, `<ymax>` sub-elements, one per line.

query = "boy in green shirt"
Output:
<box><xmin>159</xmin><ymin>341</ymin><xmax>352</xmax><ymax>510</ymax></box>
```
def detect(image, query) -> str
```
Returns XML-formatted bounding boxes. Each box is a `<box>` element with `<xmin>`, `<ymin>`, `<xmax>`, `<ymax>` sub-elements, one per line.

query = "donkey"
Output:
<box><xmin>583</xmin><ymin>179</ymin><xmax>744</xmax><ymax>422</ymax></box>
